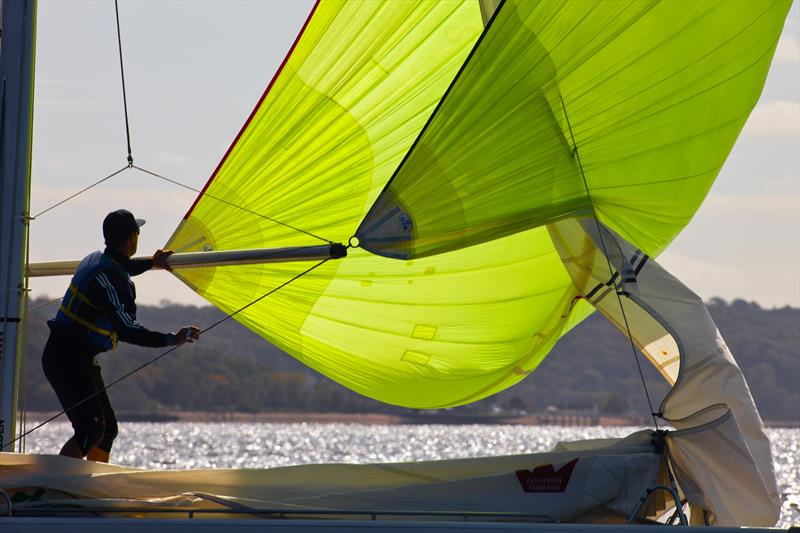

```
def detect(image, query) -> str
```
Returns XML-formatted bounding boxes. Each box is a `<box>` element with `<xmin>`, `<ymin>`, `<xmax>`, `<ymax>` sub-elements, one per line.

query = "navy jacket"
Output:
<box><xmin>50</xmin><ymin>248</ymin><xmax>172</xmax><ymax>353</ymax></box>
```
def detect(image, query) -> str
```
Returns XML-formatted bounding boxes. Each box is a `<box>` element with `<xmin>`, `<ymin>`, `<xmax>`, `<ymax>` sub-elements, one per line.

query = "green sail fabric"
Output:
<box><xmin>169</xmin><ymin>0</ymin><xmax>788</xmax><ymax>408</ymax></box>
<box><xmin>357</xmin><ymin>0</ymin><xmax>791</xmax><ymax>259</ymax></box>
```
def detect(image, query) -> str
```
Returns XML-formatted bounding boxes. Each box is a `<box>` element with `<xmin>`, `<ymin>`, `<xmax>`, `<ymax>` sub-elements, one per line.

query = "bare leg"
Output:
<box><xmin>58</xmin><ymin>436</ymin><xmax>84</xmax><ymax>459</ymax></box>
<box><xmin>86</xmin><ymin>446</ymin><xmax>110</xmax><ymax>463</ymax></box>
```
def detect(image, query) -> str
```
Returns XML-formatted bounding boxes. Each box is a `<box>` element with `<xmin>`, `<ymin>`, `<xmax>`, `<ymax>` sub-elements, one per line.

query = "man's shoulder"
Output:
<box><xmin>76</xmin><ymin>251</ymin><xmax>120</xmax><ymax>283</ymax></box>
<box><xmin>90</xmin><ymin>253</ymin><xmax>127</xmax><ymax>283</ymax></box>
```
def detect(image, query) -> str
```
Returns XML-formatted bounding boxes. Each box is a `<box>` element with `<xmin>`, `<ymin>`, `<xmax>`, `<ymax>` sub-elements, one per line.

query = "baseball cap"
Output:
<box><xmin>103</xmin><ymin>209</ymin><xmax>145</xmax><ymax>245</ymax></box>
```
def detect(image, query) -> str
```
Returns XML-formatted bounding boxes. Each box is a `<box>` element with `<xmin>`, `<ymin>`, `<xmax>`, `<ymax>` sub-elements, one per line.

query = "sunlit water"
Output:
<box><xmin>19</xmin><ymin>422</ymin><xmax>800</xmax><ymax>527</ymax></box>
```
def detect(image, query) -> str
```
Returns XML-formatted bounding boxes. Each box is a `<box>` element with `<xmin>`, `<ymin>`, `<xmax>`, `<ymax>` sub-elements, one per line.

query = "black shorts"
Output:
<box><xmin>41</xmin><ymin>326</ymin><xmax>117</xmax><ymax>452</ymax></box>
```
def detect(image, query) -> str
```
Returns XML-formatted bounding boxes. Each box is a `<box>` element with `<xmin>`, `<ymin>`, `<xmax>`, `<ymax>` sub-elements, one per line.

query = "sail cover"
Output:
<box><xmin>0</xmin><ymin>431</ymin><xmax>667</xmax><ymax>522</ymax></box>
<box><xmin>167</xmin><ymin>0</ymin><xmax>790</xmax><ymax>408</ymax></box>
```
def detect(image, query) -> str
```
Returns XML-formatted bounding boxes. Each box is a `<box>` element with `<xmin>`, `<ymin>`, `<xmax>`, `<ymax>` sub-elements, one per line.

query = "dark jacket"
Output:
<box><xmin>50</xmin><ymin>248</ymin><xmax>172</xmax><ymax>353</ymax></box>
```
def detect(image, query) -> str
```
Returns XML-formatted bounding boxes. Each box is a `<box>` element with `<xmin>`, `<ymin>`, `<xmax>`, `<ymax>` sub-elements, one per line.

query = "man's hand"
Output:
<box><xmin>174</xmin><ymin>326</ymin><xmax>200</xmax><ymax>346</ymax></box>
<box><xmin>152</xmin><ymin>249</ymin><xmax>174</xmax><ymax>271</ymax></box>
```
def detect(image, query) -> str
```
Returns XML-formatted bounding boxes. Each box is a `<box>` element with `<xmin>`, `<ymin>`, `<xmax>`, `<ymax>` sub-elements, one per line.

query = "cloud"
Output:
<box><xmin>700</xmin><ymin>193</ymin><xmax>799</xmax><ymax>220</ymax></box>
<box><xmin>742</xmin><ymin>100</ymin><xmax>800</xmax><ymax>137</ymax></box>
<box><xmin>158</xmin><ymin>152</ymin><xmax>192</xmax><ymax>166</ymax></box>
<box><xmin>44</xmin><ymin>159</ymin><xmax>70</xmax><ymax>172</ymax></box>
<box><xmin>775</xmin><ymin>36</ymin><xmax>800</xmax><ymax>64</ymax></box>
<box><xmin>658</xmin><ymin>251</ymin><xmax>799</xmax><ymax>307</ymax></box>
<box><xmin>35</xmin><ymin>98</ymin><xmax>105</xmax><ymax>109</ymax></box>
<box><xmin>658</xmin><ymin>251</ymin><xmax>749</xmax><ymax>286</ymax></box>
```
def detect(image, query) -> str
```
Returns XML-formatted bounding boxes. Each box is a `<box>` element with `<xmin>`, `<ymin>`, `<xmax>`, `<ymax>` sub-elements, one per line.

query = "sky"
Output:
<box><xmin>28</xmin><ymin>1</ymin><xmax>800</xmax><ymax>309</ymax></box>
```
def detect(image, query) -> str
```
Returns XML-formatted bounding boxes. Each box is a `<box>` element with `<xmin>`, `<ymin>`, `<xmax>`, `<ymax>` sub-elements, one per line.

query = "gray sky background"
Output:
<box><xmin>28</xmin><ymin>1</ymin><xmax>799</xmax><ymax>309</ymax></box>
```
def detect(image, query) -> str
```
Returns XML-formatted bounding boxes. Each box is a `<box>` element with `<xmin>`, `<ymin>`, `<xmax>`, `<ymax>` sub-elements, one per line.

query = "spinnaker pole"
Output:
<box><xmin>27</xmin><ymin>243</ymin><xmax>348</xmax><ymax>277</ymax></box>
<box><xmin>0</xmin><ymin>0</ymin><xmax>37</xmax><ymax>451</ymax></box>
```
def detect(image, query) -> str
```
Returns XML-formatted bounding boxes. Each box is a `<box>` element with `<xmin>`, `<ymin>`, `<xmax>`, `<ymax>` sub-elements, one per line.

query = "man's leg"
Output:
<box><xmin>57</xmin><ymin>361</ymin><xmax>107</xmax><ymax>459</ymax></box>
<box><xmin>86</xmin><ymin>365</ymin><xmax>117</xmax><ymax>463</ymax></box>
<box><xmin>86</xmin><ymin>446</ymin><xmax>110</xmax><ymax>462</ymax></box>
<box><xmin>59</xmin><ymin>436</ymin><xmax>84</xmax><ymax>458</ymax></box>
<box><xmin>42</xmin><ymin>331</ymin><xmax>103</xmax><ymax>459</ymax></box>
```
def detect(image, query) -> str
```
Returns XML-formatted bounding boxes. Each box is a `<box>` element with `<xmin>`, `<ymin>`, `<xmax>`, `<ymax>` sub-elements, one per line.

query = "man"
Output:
<box><xmin>42</xmin><ymin>209</ymin><xmax>200</xmax><ymax>462</ymax></box>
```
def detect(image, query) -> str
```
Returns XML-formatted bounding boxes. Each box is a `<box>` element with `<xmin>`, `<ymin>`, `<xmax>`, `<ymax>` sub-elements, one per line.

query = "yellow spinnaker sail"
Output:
<box><xmin>168</xmin><ymin>0</ymin><xmax>790</xmax><ymax>408</ymax></box>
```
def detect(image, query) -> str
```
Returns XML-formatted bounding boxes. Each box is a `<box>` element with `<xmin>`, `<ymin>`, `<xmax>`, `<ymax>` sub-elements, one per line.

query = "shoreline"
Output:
<box><xmin>24</xmin><ymin>410</ymin><xmax>630</xmax><ymax>426</ymax></box>
<box><xmin>23</xmin><ymin>410</ymin><xmax>799</xmax><ymax>428</ymax></box>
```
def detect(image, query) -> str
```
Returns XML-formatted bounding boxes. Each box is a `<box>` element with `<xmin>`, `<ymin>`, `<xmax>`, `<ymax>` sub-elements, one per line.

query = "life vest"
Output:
<box><xmin>53</xmin><ymin>251</ymin><xmax>121</xmax><ymax>351</ymax></box>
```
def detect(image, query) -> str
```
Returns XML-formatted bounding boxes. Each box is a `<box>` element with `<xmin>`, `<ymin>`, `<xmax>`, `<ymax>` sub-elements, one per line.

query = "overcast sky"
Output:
<box><xmin>28</xmin><ymin>1</ymin><xmax>799</xmax><ymax>309</ymax></box>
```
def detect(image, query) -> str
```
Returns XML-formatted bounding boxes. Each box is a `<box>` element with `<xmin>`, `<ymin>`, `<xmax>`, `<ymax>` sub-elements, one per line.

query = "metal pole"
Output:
<box><xmin>0</xmin><ymin>0</ymin><xmax>36</xmax><ymax>451</ymax></box>
<box><xmin>27</xmin><ymin>243</ymin><xmax>347</xmax><ymax>278</ymax></box>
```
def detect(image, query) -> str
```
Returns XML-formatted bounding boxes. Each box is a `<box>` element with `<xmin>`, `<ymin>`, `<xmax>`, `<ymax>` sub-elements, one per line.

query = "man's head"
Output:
<box><xmin>103</xmin><ymin>209</ymin><xmax>145</xmax><ymax>257</ymax></box>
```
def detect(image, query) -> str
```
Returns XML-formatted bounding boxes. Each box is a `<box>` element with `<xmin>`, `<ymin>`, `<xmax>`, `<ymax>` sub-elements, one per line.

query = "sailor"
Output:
<box><xmin>41</xmin><ymin>209</ymin><xmax>200</xmax><ymax>462</ymax></box>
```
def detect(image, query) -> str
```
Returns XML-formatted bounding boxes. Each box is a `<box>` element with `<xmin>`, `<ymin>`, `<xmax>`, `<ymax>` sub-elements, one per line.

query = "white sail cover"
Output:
<box><xmin>548</xmin><ymin>218</ymin><xmax>779</xmax><ymax>526</ymax></box>
<box><xmin>1</xmin><ymin>432</ymin><xmax>665</xmax><ymax>523</ymax></box>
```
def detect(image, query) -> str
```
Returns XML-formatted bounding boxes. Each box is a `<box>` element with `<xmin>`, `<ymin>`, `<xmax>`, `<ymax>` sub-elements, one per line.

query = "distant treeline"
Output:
<box><xmin>21</xmin><ymin>297</ymin><xmax>799</xmax><ymax>424</ymax></box>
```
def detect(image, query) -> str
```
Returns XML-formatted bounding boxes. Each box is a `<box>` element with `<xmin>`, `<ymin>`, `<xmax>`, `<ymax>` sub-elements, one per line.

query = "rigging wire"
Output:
<box><xmin>31</xmin><ymin>165</ymin><xmax>130</xmax><ymax>219</ymax></box>
<box><xmin>32</xmin><ymin>5</ymin><xmax>330</xmax><ymax>246</ymax></box>
<box><xmin>27</xmin><ymin>296</ymin><xmax>62</xmax><ymax>312</ymax></box>
<box><xmin>114</xmin><ymin>0</ymin><xmax>134</xmax><ymax>167</ymax></box>
<box><xmin>559</xmin><ymin>96</ymin><xmax>660</xmax><ymax>431</ymax></box>
<box><xmin>134</xmin><ymin>165</ymin><xmax>333</xmax><ymax>244</ymax></box>
<box><xmin>30</xmin><ymin>1</ymin><xmax>134</xmax><ymax>221</ymax></box>
<box><xmin>0</xmin><ymin>255</ymin><xmax>335</xmax><ymax>450</ymax></box>
<box><xmin>28</xmin><ymin>163</ymin><xmax>332</xmax><ymax>245</ymax></box>
<box><xmin>14</xmin><ymin>0</ymin><xmax>336</xmax><ymax>451</ymax></box>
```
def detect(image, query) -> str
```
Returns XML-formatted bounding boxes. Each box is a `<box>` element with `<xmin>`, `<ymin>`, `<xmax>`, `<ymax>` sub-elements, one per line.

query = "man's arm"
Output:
<box><xmin>126</xmin><ymin>249</ymin><xmax>173</xmax><ymax>277</ymax></box>
<box><xmin>89</xmin><ymin>268</ymin><xmax>172</xmax><ymax>347</ymax></box>
<box><xmin>127</xmin><ymin>257</ymin><xmax>153</xmax><ymax>277</ymax></box>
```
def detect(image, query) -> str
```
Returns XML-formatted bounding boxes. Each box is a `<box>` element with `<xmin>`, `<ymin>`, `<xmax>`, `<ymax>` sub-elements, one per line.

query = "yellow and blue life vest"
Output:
<box><xmin>53</xmin><ymin>251</ymin><xmax>121</xmax><ymax>351</ymax></box>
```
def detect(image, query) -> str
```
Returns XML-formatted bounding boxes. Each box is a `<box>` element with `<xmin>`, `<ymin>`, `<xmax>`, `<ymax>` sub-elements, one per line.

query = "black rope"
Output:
<box><xmin>1</xmin><ymin>255</ymin><xmax>335</xmax><ymax>450</ymax></box>
<box><xmin>133</xmin><ymin>165</ymin><xmax>333</xmax><ymax>244</ymax></box>
<box><xmin>32</xmin><ymin>165</ymin><xmax>130</xmax><ymax>219</ymax></box>
<box><xmin>114</xmin><ymin>0</ymin><xmax>133</xmax><ymax>166</ymax></box>
<box><xmin>559</xmin><ymin>96</ymin><xmax>660</xmax><ymax>431</ymax></box>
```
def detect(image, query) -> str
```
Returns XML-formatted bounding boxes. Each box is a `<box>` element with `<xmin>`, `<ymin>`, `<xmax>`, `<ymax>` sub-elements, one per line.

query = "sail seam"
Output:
<box><xmin>356</xmin><ymin>0</ymin><xmax>509</xmax><ymax>240</ymax></box>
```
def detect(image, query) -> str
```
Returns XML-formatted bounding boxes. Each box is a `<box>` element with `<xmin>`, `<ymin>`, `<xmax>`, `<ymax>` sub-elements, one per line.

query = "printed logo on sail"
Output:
<box><xmin>515</xmin><ymin>458</ymin><xmax>578</xmax><ymax>493</ymax></box>
<box><xmin>398</xmin><ymin>212</ymin><xmax>412</xmax><ymax>232</ymax></box>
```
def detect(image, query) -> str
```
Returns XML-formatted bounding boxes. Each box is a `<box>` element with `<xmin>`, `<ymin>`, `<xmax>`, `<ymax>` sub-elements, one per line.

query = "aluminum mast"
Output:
<box><xmin>0</xmin><ymin>0</ymin><xmax>36</xmax><ymax>451</ymax></box>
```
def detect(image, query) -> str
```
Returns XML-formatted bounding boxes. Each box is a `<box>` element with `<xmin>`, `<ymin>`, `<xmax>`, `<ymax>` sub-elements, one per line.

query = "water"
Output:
<box><xmin>19</xmin><ymin>422</ymin><xmax>800</xmax><ymax>527</ymax></box>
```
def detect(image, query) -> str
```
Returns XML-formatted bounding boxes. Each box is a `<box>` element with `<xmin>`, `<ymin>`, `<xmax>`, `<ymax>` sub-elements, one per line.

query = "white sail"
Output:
<box><xmin>548</xmin><ymin>218</ymin><xmax>779</xmax><ymax>525</ymax></box>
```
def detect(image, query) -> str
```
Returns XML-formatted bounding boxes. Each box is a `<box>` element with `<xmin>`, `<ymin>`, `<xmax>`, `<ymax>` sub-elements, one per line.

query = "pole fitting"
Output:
<box><xmin>329</xmin><ymin>242</ymin><xmax>347</xmax><ymax>259</ymax></box>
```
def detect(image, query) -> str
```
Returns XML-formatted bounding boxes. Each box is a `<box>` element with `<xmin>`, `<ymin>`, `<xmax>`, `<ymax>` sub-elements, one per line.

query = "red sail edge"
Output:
<box><xmin>183</xmin><ymin>0</ymin><xmax>321</xmax><ymax>220</ymax></box>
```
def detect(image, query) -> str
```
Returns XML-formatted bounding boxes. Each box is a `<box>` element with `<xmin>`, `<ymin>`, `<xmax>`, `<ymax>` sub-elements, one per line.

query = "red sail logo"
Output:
<box><xmin>515</xmin><ymin>458</ymin><xmax>578</xmax><ymax>493</ymax></box>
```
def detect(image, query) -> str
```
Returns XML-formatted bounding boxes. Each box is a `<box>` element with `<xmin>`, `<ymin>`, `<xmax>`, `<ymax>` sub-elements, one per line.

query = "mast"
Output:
<box><xmin>0</xmin><ymin>0</ymin><xmax>36</xmax><ymax>451</ymax></box>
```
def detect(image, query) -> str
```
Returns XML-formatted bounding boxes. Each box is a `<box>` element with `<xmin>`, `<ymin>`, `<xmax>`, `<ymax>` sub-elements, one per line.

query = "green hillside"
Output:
<box><xmin>21</xmin><ymin>297</ymin><xmax>799</xmax><ymax>424</ymax></box>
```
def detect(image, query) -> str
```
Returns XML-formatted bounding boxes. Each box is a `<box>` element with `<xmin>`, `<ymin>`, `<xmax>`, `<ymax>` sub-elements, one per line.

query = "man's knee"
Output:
<box><xmin>97</xmin><ymin>417</ymin><xmax>118</xmax><ymax>452</ymax></box>
<box><xmin>74</xmin><ymin>416</ymin><xmax>105</xmax><ymax>455</ymax></box>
